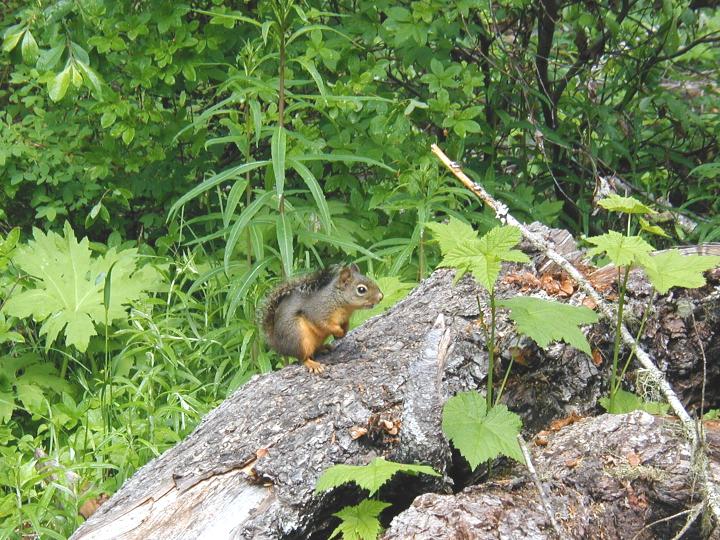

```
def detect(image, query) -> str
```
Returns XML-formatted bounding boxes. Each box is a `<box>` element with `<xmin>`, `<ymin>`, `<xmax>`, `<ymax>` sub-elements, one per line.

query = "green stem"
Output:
<box><xmin>609</xmin><ymin>267</ymin><xmax>630</xmax><ymax>409</ymax></box>
<box><xmin>495</xmin><ymin>356</ymin><xmax>514</xmax><ymax>407</ymax></box>
<box><xmin>487</xmin><ymin>292</ymin><xmax>496</xmax><ymax>411</ymax></box>
<box><xmin>614</xmin><ymin>290</ymin><xmax>654</xmax><ymax>395</ymax></box>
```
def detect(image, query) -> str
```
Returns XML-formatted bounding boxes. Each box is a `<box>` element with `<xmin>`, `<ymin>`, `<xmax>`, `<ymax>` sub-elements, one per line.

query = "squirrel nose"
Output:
<box><xmin>378</xmin><ymin>291</ymin><xmax>384</xmax><ymax>301</ymax></box>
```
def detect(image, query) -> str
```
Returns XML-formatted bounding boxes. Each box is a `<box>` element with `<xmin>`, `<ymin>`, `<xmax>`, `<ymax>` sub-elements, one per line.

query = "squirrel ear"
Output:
<box><xmin>338</xmin><ymin>266</ymin><xmax>353</xmax><ymax>285</ymax></box>
<box><xmin>349</xmin><ymin>263</ymin><xmax>360</xmax><ymax>273</ymax></box>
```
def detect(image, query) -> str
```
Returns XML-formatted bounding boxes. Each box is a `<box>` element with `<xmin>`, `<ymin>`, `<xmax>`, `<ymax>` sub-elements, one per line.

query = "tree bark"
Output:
<box><xmin>71</xmin><ymin>228</ymin><xmax>720</xmax><ymax>539</ymax></box>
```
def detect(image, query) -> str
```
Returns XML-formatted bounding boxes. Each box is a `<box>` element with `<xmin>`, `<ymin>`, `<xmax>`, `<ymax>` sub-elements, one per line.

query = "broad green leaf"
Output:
<box><xmin>288</xmin><ymin>158</ymin><xmax>332</xmax><ymax>232</ymax></box>
<box><xmin>426</xmin><ymin>218</ymin><xmax>477</xmax><ymax>255</ymax></box>
<box><xmin>639</xmin><ymin>250</ymin><xmax>720</xmax><ymax>294</ymax></box>
<box><xmin>249</xmin><ymin>99</ymin><xmax>263</xmax><ymax>146</ymax></box>
<box><xmin>21</xmin><ymin>30</ymin><xmax>39</xmax><ymax>63</ymax></box>
<box><xmin>36</xmin><ymin>44</ymin><xmax>64</xmax><ymax>71</ymax></box>
<box><xmin>638</xmin><ymin>217</ymin><xmax>669</xmax><ymax>238</ymax></box>
<box><xmin>2</xmin><ymin>24</ymin><xmax>24</xmax><ymax>52</ymax></box>
<box><xmin>0</xmin><ymin>392</ymin><xmax>14</xmax><ymax>423</ymax></box>
<box><xmin>477</xmin><ymin>226</ymin><xmax>529</xmax><ymax>263</ymax></box>
<box><xmin>315</xmin><ymin>457</ymin><xmax>439</xmax><ymax>496</ymax></box>
<box><xmin>271</xmin><ymin>126</ymin><xmax>287</xmax><ymax>196</ymax></box>
<box><xmin>443</xmin><ymin>239</ymin><xmax>498</xmax><ymax>289</ymax></box>
<box><xmin>442</xmin><ymin>391</ymin><xmax>523</xmax><ymax>468</ymax></box>
<box><xmin>15</xmin><ymin>383</ymin><xmax>44</xmax><ymax>413</ymax></box>
<box><xmin>498</xmin><ymin>297</ymin><xmax>599</xmax><ymax>355</ymax></box>
<box><xmin>48</xmin><ymin>64</ymin><xmax>72</xmax><ymax>102</ymax></box>
<box><xmin>599</xmin><ymin>389</ymin><xmax>669</xmax><ymax>415</ymax></box>
<box><xmin>76</xmin><ymin>61</ymin><xmax>104</xmax><ymax>96</ymax></box>
<box><xmin>276</xmin><ymin>212</ymin><xmax>293</xmax><ymax>278</ymax></box>
<box><xmin>586</xmin><ymin>231</ymin><xmax>653</xmax><ymax>267</ymax></box>
<box><xmin>330</xmin><ymin>500</ymin><xmax>391</xmax><ymax>540</ymax></box>
<box><xmin>3</xmin><ymin>223</ymin><xmax>162</xmax><ymax>352</ymax></box>
<box><xmin>597</xmin><ymin>194</ymin><xmax>655</xmax><ymax>215</ymax></box>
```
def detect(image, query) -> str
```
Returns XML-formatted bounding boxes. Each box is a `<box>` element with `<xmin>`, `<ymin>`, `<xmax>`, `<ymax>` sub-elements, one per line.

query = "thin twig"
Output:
<box><xmin>517</xmin><ymin>435</ymin><xmax>565</xmax><ymax>539</ymax></box>
<box><xmin>431</xmin><ymin>142</ymin><xmax>720</xmax><ymax>525</ymax></box>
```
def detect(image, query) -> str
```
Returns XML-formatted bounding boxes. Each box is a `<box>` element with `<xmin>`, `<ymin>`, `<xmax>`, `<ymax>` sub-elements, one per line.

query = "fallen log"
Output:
<box><xmin>383</xmin><ymin>411</ymin><xmax>720</xmax><ymax>540</ymax></box>
<box><xmin>71</xmin><ymin>229</ymin><xmax>720</xmax><ymax>539</ymax></box>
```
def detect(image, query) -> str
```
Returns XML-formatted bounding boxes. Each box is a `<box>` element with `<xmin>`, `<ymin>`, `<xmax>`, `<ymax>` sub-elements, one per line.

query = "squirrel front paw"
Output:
<box><xmin>303</xmin><ymin>358</ymin><xmax>325</xmax><ymax>374</ymax></box>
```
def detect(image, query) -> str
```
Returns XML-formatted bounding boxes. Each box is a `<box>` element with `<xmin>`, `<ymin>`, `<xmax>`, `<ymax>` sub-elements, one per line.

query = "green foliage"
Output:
<box><xmin>4</xmin><ymin>223</ymin><xmax>160</xmax><ymax>351</ymax></box>
<box><xmin>498</xmin><ymin>297</ymin><xmax>599</xmax><ymax>355</ymax></box>
<box><xmin>442</xmin><ymin>390</ymin><xmax>524</xmax><ymax>469</ymax></box>
<box><xmin>599</xmin><ymin>389</ymin><xmax>669</xmax><ymax>415</ymax></box>
<box><xmin>330</xmin><ymin>500</ymin><xmax>391</xmax><ymax>540</ymax></box>
<box><xmin>428</xmin><ymin>219</ymin><xmax>529</xmax><ymax>291</ymax></box>
<box><xmin>639</xmin><ymin>250</ymin><xmax>720</xmax><ymax>294</ymax></box>
<box><xmin>315</xmin><ymin>457</ymin><xmax>439</xmax><ymax>497</ymax></box>
<box><xmin>597</xmin><ymin>194</ymin><xmax>656</xmax><ymax>215</ymax></box>
<box><xmin>316</xmin><ymin>458</ymin><xmax>438</xmax><ymax>540</ymax></box>
<box><xmin>586</xmin><ymin>231</ymin><xmax>654</xmax><ymax>267</ymax></box>
<box><xmin>704</xmin><ymin>409</ymin><xmax>720</xmax><ymax>420</ymax></box>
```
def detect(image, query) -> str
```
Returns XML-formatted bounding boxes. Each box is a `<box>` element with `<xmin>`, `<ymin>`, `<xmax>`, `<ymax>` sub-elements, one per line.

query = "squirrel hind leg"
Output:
<box><xmin>303</xmin><ymin>357</ymin><xmax>325</xmax><ymax>374</ymax></box>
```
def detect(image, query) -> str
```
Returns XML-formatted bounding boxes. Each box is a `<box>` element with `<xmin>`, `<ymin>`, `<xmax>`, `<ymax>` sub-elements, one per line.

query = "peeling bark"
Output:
<box><xmin>383</xmin><ymin>412</ymin><xmax>720</xmax><ymax>540</ymax></box>
<box><xmin>71</xmin><ymin>228</ymin><xmax>720</xmax><ymax>539</ymax></box>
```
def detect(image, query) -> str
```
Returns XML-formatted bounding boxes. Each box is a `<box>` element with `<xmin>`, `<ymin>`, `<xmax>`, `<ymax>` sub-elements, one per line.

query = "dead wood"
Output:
<box><xmin>383</xmin><ymin>412</ymin><xmax>720</xmax><ymax>540</ymax></box>
<box><xmin>71</xmin><ymin>228</ymin><xmax>720</xmax><ymax>539</ymax></box>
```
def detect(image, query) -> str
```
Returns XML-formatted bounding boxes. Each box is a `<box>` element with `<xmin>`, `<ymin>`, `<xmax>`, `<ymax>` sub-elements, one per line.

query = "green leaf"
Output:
<box><xmin>599</xmin><ymin>389</ymin><xmax>669</xmax><ymax>415</ymax></box>
<box><xmin>48</xmin><ymin>64</ymin><xmax>72</xmax><ymax>102</ymax></box>
<box><xmin>20</xmin><ymin>30</ymin><xmax>39</xmax><ymax>63</ymax></box>
<box><xmin>498</xmin><ymin>297</ymin><xmax>599</xmax><ymax>355</ymax></box>
<box><xmin>638</xmin><ymin>217</ymin><xmax>668</xmax><ymax>238</ymax></box>
<box><xmin>330</xmin><ymin>500</ymin><xmax>390</xmax><ymax>540</ymax></box>
<box><xmin>426</xmin><ymin>218</ymin><xmax>477</xmax><ymax>255</ymax></box>
<box><xmin>224</xmin><ymin>190</ymin><xmax>275</xmax><ymax>273</ymax></box>
<box><xmin>597</xmin><ymin>194</ymin><xmax>655</xmax><ymax>215</ymax></box>
<box><xmin>586</xmin><ymin>231</ymin><xmax>654</xmax><ymax>267</ymax></box>
<box><xmin>36</xmin><ymin>44</ymin><xmax>65</xmax><ymax>71</ymax></box>
<box><xmin>639</xmin><ymin>250</ymin><xmax>720</xmax><ymax>294</ymax></box>
<box><xmin>442</xmin><ymin>391</ymin><xmax>524</xmax><ymax>469</ymax></box>
<box><xmin>271</xmin><ymin>126</ymin><xmax>287</xmax><ymax>196</ymax></box>
<box><xmin>15</xmin><ymin>383</ymin><xmax>44</xmax><ymax>413</ymax></box>
<box><xmin>288</xmin><ymin>158</ymin><xmax>332</xmax><ymax>232</ymax></box>
<box><xmin>689</xmin><ymin>162</ymin><xmax>720</xmax><ymax>179</ymax></box>
<box><xmin>76</xmin><ymin>61</ymin><xmax>104</xmax><ymax>97</ymax></box>
<box><xmin>3</xmin><ymin>223</ymin><xmax>161</xmax><ymax>352</ymax></box>
<box><xmin>0</xmin><ymin>391</ymin><xmax>14</xmax><ymax>423</ymax></box>
<box><xmin>2</xmin><ymin>24</ymin><xmax>24</xmax><ymax>52</ymax></box>
<box><xmin>276</xmin><ymin>212</ymin><xmax>293</xmax><ymax>277</ymax></box>
<box><xmin>434</xmin><ymin>224</ymin><xmax>529</xmax><ymax>291</ymax></box>
<box><xmin>315</xmin><ymin>457</ymin><xmax>439</xmax><ymax>496</ymax></box>
<box><xmin>168</xmin><ymin>160</ymin><xmax>270</xmax><ymax>219</ymax></box>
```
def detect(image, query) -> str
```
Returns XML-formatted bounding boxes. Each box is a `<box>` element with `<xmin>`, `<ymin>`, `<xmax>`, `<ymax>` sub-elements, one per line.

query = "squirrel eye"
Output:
<box><xmin>356</xmin><ymin>284</ymin><xmax>367</xmax><ymax>295</ymax></box>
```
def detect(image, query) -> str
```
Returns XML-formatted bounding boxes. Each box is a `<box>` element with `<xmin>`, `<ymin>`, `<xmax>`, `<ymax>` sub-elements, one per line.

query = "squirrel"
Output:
<box><xmin>261</xmin><ymin>264</ymin><xmax>383</xmax><ymax>374</ymax></box>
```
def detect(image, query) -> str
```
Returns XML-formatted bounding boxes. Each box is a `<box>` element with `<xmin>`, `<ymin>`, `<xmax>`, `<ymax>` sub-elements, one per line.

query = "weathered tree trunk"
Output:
<box><xmin>383</xmin><ymin>411</ymin><xmax>720</xmax><ymax>539</ymax></box>
<box><xmin>71</xmin><ymin>230</ymin><xmax>720</xmax><ymax>539</ymax></box>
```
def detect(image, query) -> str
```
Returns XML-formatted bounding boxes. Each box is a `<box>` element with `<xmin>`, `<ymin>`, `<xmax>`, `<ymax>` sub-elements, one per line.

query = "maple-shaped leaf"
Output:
<box><xmin>315</xmin><ymin>457</ymin><xmax>439</xmax><ymax>496</ymax></box>
<box><xmin>426</xmin><ymin>217</ymin><xmax>477</xmax><ymax>255</ymax></box>
<box><xmin>4</xmin><ymin>222</ymin><xmax>161</xmax><ymax>352</ymax></box>
<box><xmin>433</xmin><ymin>223</ymin><xmax>529</xmax><ymax>291</ymax></box>
<box><xmin>638</xmin><ymin>250</ymin><xmax>720</xmax><ymax>294</ymax></box>
<box><xmin>599</xmin><ymin>389</ymin><xmax>669</xmax><ymax>415</ymax></box>
<box><xmin>597</xmin><ymin>194</ymin><xmax>655</xmax><ymax>215</ymax></box>
<box><xmin>330</xmin><ymin>500</ymin><xmax>390</xmax><ymax>540</ymax></box>
<box><xmin>442</xmin><ymin>391</ymin><xmax>523</xmax><ymax>469</ymax></box>
<box><xmin>498</xmin><ymin>297</ymin><xmax>598</xmax><ymax>355</ymax></box>
<box><xmin>586</xmin><ymin>231</ymin><xmax>653</xmax><ymax>267</ymax></box>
